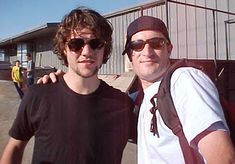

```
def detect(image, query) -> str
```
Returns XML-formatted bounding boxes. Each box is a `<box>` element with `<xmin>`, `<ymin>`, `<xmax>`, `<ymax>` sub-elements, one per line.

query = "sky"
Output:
<box><xmin>0</xmin><ymin>0</ymin><xmax>150</xmax><ymax>40</ymax></box>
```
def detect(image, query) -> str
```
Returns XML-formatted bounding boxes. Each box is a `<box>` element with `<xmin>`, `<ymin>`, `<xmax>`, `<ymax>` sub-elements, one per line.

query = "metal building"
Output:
<box><xmin>103</xmin><ymin>0</ymin><xmax>235</xmax><ymax>102</ymax></box>
<box><xmin>0</xmin><ymin>0</ymin><xmax>235</xmax><ymax>100</ymax></box>
<box><xmin>0</xmin><ymin>0</ymin><xmax>234</xmax><ymax>73</ymax></box>
<box><xmin>104</xmin><ymin>0</ymin><xmax>235</xmax><ymax>74</ymax></box>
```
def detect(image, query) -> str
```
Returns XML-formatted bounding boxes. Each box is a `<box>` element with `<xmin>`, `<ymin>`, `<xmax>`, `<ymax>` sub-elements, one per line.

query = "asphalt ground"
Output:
<box><xmin>0</xmin><ymin>80</ymin><xmax>137</xmax><ymax>164</ymax></box>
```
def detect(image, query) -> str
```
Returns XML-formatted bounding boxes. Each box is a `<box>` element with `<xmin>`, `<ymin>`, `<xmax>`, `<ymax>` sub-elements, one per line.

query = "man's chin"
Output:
<box><xmin>79</xmin><ymin>68</ymin><xmax>99</xmax><ymax>78</ymax></box>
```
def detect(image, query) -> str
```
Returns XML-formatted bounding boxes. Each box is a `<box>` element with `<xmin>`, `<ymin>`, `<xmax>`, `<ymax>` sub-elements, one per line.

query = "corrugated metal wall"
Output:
<box><xmin>101</xmin><ymin>1</ymin><xmax>166</xmax><ymax>74</ymax></box>
<box><xmin>35</xmin><ymin>51</ymin><xmax>67</xmax><ymax>71</ymax></box>
<box><xmin>167</xmin><ymin>0</ymin><xmax>235</xmax><ymax>60</ymax></box>
<box><xmin>35</xmin><ymin>36</ymin><xmax>68</xmax><ymax>71</ymax></box>
<box><xmin>36</xmin><ymin>0</ymin><xmax>234</xmax><ymax>74</ymax></box>
<box><xmin>99</xmin><ymin>0</ymin><xmax>235</xmax><ymax>75</ymax></box>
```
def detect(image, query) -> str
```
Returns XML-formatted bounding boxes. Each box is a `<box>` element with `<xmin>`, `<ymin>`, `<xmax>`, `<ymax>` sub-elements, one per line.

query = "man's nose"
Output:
<box><xmin>141</xmin><ymin>43</ymin><xmax>155</xmax><ymax>57</ymax></box>
<box><xmin>80</xmin><ymin>44</ymin><xmax>94</xmax><ymax>57</ymax></box>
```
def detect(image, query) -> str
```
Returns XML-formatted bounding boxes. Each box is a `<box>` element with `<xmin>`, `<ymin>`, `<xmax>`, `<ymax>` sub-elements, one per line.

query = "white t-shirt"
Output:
<box><xmin>137</xmin><ymin>67</ymin><xmax>228</xmax><ymax>164</ymax></box>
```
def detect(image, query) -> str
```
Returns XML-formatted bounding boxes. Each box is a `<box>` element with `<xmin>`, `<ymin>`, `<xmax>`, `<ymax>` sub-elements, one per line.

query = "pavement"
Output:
<box><xmin>0</xmin><ymin>80</ymin><xmax>137</xmax><ymax>164</ymax></box>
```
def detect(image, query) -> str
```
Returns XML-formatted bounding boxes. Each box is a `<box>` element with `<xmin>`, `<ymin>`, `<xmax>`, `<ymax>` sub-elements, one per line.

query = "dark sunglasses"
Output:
<box><xmin>128</xmin><ymin>37</ymin><xmax>169</xmax><ymax>52</ymax></box>
<box><xmin>67</xmin><ymin>38</ymin><xmax>106</xmax><ymax>52</ymax></box>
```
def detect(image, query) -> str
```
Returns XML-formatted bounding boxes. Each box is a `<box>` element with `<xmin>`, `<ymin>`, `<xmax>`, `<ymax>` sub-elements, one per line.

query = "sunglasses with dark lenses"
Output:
<box><xmin>68</xmin><ymin>38</ymin><xmax>106</xmax><ymax>52</ymax></box>
<box><xmin>128</xmin><ymin>37</ymin><xmax>169</xmax><ymax>52</ymax></box>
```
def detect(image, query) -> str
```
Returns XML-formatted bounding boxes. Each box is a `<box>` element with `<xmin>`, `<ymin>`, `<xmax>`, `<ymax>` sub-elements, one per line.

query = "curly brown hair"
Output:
<box><xmin>53</xmin><ymin>7</ymin><xmax>113</xmax><ymax>66</ymax></box>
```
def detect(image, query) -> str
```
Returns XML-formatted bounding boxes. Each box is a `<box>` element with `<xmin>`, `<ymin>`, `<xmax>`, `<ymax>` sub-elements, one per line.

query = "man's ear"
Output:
<box><xmin>126</xmin><ymin>51</ymin><xmax>132</xmax><ymax>62</ymax></box>
<box><xmin>167</xmin><ymin>44</ymin><xmax>173</xmax><ymax>57</ymax></box>
<box><xmin>63</xmin><ymin>49</ymin><xmax>67</xmax><ymax>56</ymax></box>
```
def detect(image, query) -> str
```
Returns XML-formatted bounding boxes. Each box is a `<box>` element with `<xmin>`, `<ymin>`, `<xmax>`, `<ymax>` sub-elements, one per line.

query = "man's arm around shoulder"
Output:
<box><xmin>0</xmin><ymin>137</ymin><xmax>28</xmax><ymax>164</ymax></box>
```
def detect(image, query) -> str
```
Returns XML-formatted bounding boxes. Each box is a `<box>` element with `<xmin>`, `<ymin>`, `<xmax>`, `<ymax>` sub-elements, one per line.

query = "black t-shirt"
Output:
<box><xmin>9</xmin><ymin>76</ymin><xmax>133</xmax><ymax>164</ymax></box>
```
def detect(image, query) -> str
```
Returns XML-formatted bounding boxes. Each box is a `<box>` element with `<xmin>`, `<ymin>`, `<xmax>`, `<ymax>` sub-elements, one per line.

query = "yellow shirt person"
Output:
<box><xmin>11</xmin><ymin>60</ymin><xmax>24</xmax><ymax>99</ymax></box>
<box><xmin>11</xmin><ymin>62</ymin><xmax>23</xmax><ymax>84</ymax></box>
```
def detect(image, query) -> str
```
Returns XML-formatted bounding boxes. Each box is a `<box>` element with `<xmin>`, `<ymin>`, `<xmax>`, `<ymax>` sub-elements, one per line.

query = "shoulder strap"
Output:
<box><xmin>157</xmin><ymin>59</ymin><xmax>200</xmax><ymax>164</ymax></box>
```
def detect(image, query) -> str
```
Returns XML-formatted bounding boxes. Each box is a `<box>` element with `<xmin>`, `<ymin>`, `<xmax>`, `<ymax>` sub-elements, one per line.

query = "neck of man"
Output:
<box><xmin>140</xmin><ymin>77</ymin><xmax>161</xmax><ymax>90</ymax></box>
<box><xmin>63</xmin><ymin>71</ymin><xmax>100</xmax><ymax>95</ymax></box>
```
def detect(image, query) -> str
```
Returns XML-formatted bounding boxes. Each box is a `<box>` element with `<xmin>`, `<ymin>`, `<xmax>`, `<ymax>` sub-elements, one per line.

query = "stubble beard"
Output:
<box><xmin>72</xmin><ymin>66</ymin><xmax>99</xmax><ymax>78</ymax></box>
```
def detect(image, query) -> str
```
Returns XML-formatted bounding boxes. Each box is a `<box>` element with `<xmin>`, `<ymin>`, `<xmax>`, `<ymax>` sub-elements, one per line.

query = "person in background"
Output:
<box><xmin>0</xmin><ymin>7</ymin><xmax>133</xmax><ymax>164</ymax></box>
<box><xmin>122</xmin><ymin>16</ymin><xmax>235</xmax><ymax>163</ymax></box>
<box><xmin>26</xmin><ymin>53</ymin><xmax>35</xmax><ymax>87</ymax></box>
<box><xmin>11</xmin><ymin>60</ymin><xmax>24</xmax><ymax>99</ymax></box>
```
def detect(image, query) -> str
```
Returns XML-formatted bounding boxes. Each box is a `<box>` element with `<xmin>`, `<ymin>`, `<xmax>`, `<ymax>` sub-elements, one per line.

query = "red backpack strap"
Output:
<box><xmin>156</xmin><ymin>58</ymin><xmax>199</xmax><ymax>164</ymax></box>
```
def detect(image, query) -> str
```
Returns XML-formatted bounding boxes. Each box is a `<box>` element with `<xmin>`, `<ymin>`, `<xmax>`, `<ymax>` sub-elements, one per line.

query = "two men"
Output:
<box><xmin>2</xmin><ymin>7</ymin><xmax>235</xmax><ymax>164</ymax></box>
<box><xmin>38</xmin><ymin>15</ymin><xmax>235</xmax><ymax>163</ymax></box>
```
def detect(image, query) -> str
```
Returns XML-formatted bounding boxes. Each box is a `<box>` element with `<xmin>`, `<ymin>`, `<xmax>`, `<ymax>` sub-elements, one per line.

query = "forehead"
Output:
<box><xmin>70</xmin><ymin>28</ymin><xmax>95</xmax><ymax>39</ymax></box>
<box><xmin>131</xmin><ymin>30</ymin><xmax>166</xmax><ymax>41</ymax></box>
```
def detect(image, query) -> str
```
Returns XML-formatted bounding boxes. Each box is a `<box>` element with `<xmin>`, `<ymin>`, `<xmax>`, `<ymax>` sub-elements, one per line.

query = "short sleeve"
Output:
<box><xmin>170</xmin><ymin>67</ymin><xmax>228</xmax><ymax>142</ymax></box>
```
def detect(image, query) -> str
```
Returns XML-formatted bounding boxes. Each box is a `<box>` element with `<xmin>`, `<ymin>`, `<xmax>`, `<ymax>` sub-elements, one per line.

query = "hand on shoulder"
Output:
<box><xmin>37</xmin><ymin>69</ymin><xmax>65</xmax><ymax>84</ymax></box>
